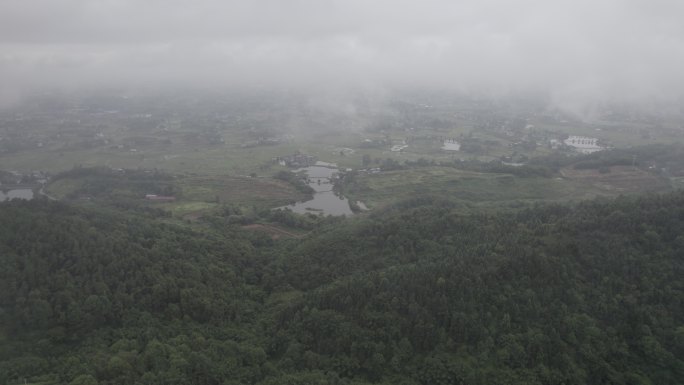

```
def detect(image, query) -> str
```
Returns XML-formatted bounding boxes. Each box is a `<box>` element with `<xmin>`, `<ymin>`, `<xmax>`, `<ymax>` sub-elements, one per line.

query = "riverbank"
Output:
<box><xmin>277</xmin><ymin>162</ymin><xmax>360</xmax><ymax>216</ymax></box>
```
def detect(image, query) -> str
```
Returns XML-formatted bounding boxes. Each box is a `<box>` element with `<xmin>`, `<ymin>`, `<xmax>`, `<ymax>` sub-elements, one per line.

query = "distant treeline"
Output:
<box><xmin>273</xmin><ymin>170</ymin><xmax>315</xmax><ymax>196</ymax></box>
<box><xmin>529</xmin><ymin>143</ymin><xmax>684</xmax><ymax>175</ymax></box>
<box><xmin>364</xmin><ymin>143</ymin><xmax>684</xmax><ymax>179</ymax></box>
<box><xmin>50</xmin><ymin>166</ymin><xmax>180</xmax><ymax>200</ymax></box>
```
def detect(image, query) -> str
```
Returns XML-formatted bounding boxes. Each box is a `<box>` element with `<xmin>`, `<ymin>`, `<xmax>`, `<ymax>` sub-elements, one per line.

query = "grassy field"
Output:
<box><xmin>44</xmin><ymin>178</ymin><xmax>84</xmax><ymax>199</ymax></box>
<box><xmin>0</xmin><ymin>144</ymin><xmax>293</xmax><ymax>175</ymax></box>
<box><xmin>45</xmin><ymin>172</ymin><xmax>307</xmax><ymax>218</ymax></box>
<box><xmin>559</xmin><ymin>165</ymin><xmax>672</xmax><ymax>193</ymax></box>
<box><xmin>670</xmin><ymin>176</ymin><xmax>684</xmax><ymax>190</ymax></box>
<box><xmin>176</xmin><ymin>175</ymin><xmax>307</xmax><ymax>206</ymax></box>
<box><xmin>0</xmin><ymin>138</ymin><xmax>406</xmax><ymax>176</ymax></box>
<box><xmin>4</xmin><ymin>97</ymin><xmax>683</xmax><ymax>222</ymax></box>
<box><xmin>3</xmin><ymin>118</ymin><xmax>680</xmax><ymax>179</ymax></box>
<box><xmin>345</xmin><ymin>165</ymin><xmax>673</xmax><ymax>210</ymax></box>
<box><xmin>42</xmin><ymin>159</ymin><xmax>678</xmax><ymax>221</ymax></box>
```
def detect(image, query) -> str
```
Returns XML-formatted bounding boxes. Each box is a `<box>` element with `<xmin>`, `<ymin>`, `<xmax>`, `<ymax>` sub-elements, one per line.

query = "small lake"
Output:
<box><xmin>278</xmin><ymin>162</ymin><xmax>362</xmax><ymax>216</ymax></box>
<box><xmin>0</xmin><ymin>189</ymin><xmax>34</xmax><ymax>201</ymax></box>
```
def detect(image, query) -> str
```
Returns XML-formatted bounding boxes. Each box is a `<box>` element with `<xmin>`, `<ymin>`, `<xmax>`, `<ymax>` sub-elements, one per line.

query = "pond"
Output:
<box><xmin>277</xmin><ymin>162</ymin><xmax>363</xmax><ymax>216</ymax></box>
<box><xmin>0</xmin><ymin>188</ymin><xmax>34</xmax><ymax>201</ymax></box>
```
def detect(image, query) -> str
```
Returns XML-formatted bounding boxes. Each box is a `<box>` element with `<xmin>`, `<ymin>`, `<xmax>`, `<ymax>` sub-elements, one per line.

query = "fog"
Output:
<box><xmin>2</xmin><ymin>0</ymin><xmax>684</xmax><ymax>106</ymax></box>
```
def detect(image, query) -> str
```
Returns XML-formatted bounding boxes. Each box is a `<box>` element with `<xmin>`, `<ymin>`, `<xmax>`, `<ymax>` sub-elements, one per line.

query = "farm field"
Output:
<box><xmin>343</xmin><ymin>165</ymin><xmax>674</xmax><ymax>211</ymax></box>
<box><xmin>3</xmin><ymin>89</ymin><xmax>684</xmax><ymax>222</ymax></box>
<box><xmin>45</xmin><ymin>171</ymin><xmax>308</xmax><ymax>218</ymax></box>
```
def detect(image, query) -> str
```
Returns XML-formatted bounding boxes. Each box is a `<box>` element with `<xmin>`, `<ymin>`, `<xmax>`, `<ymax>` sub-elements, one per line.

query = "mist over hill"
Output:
<box><xmin>2</xmin><ymin>1</ymin><xmax>684</xmax><ymax>384</ymax></box>
<box><xmin>2</xmin><ymin>0</ymin><xmax>684</xmax><ymax>112</ymax></box>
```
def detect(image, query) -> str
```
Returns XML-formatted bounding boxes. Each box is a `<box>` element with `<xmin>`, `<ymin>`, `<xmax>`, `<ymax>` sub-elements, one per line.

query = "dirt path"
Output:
<box><xmin>38</xmin><ymin>185</ymin><xmax>58</xmax><ymax>201</ymax></box>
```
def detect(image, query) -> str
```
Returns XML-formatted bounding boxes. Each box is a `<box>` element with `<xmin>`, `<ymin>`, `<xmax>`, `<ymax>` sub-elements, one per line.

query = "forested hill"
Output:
<box><xmin>1</xmin><ymin>194</ymin><xmax>684</xmax><ymax>384</ymax></box>
<box><xmin>0</xmin><ymin>200</ymin><xmax>265</xmax><ymax>385</ymax></box>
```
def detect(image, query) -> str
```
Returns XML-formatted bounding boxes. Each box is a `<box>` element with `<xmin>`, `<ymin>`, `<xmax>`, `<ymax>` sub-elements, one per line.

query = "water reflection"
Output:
<box><xmin>278</xmin><ymin>162</ymin><xmax>355</xmax><ymax>216</ymax></box>
<box><xmin>0</xmin><ymin>189</ymin><xmax>34</xmax><ymax>201</ymax></box>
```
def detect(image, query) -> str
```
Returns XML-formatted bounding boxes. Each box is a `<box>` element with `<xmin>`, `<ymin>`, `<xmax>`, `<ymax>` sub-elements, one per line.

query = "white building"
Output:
<box><xmin>442</xmin><ymin>140</ymin><xmax>461</xmax><ymax>151</ymax></box>
<box><xmin>563</xmin><ymin>136</ymin><xmax>603</xmax><ymax>154</ymax></box>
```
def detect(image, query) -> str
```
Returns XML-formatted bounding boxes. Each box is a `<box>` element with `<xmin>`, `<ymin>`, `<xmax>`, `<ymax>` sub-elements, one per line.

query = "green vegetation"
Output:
<box><xmin>2</xmin><ymin>92</ymin><xmax>684</xmax><ymax>384</ymax></box>
<box><xmin>47</xmin><ymin>167</ymin><xmax>179</xmax><ymax>200</ymax></box>
<box><xmin>1</xmin><ymin>190</ymin><xmax>683</xmax><ymax>384</ymax></box>
<box><xmin>341</xmin><ymin>165</ymin><xmax>671</xmax><ymax>210</ymax></box>
<box><xmin>44</xmin><ymin>167</ymin><xmax>308</xmax><ymax>218</ymax></box>
<box><xmin>273</xmin><ymin>170</ymin><xmax>316</xmax><ymax>196</ymax></box>
<box><xmin>338</xmin><ymin>144</ymin><xmax>684</xmax><ymax>211</ymax></box>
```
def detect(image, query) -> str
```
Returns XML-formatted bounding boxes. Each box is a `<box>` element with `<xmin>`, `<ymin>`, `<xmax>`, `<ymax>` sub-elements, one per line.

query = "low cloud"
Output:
<box><xmin>2</xmin><ymin>0</ymin><xmax>684</xmax><ymax>105</ymax></box>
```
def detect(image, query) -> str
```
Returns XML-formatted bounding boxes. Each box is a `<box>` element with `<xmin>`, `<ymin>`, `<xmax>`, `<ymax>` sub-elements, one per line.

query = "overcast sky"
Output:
<box><xmin>1</xmin><ymin>0</ymin><xmax>684</xmax><ymax>104</ymax></box>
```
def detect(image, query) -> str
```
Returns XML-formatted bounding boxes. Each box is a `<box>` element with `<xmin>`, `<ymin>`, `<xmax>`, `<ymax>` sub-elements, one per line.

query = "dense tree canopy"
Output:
<box><xmin>1</xmin><ymin>191</ymin><xmax>683</xmax><ymax>384</ymax></box>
